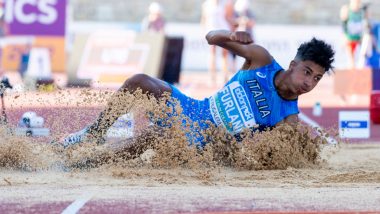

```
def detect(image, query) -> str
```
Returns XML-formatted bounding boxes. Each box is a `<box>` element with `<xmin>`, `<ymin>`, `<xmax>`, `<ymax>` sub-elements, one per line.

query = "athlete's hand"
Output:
<box><xmin>229</xmin><ymin>31</ymin><xmax>253</xmax><ymax>44</ymax></box>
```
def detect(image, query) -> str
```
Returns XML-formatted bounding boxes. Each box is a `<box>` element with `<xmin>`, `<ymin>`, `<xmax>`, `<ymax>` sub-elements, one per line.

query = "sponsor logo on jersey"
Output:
<box><xmin>209</xmin><ymin>82</ymin><xmax>256</xmax><ymax>134</ymax></box>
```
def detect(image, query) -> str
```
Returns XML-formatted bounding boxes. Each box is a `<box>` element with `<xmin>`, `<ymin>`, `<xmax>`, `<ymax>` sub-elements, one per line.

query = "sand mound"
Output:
<box><xmin>0</xmin><ymin>89</ymin><xmax>327</xmax><ymax>175</ymax></box>
<box><xmin>0</xmin><ymin>126</ymin><xmax>59</xmax><ymax>171</ymax></box>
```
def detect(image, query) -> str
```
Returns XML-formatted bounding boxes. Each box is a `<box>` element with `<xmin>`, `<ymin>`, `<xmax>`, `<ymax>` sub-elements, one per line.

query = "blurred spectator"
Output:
<box><xmin>141</xmin><ymin>2</ymin><xmax>166</xmax><ymax>33</ymax></box>
<box><xmin>19</xmin><ymin>43</ymin><xmax>32</xmax><ymax>78</ymax></box>
<box><xmin>201</xmin><ymin>0</ymin><xmax>231</xmax><ymax>86</ymax></box>
<box><xmin>234</xmin><ymin>0</ymin><xmax>255</xmax><ymax>34</ymax></box>
<box><xmin>225</xmin><ymin>0</ymin><xmax>236</xmax><ymax>30</ymax></box>
<box><xmin>357</xmin><ymin>2</ymin><xmax>372</xmax><ymax>68</ymax></box>
<box><xmin>230</xmin><ymin>0</ymin><xmax>256</xmax><ymax>72</ymax></box>
<box><xmin>340</xmin><ymin>0</ymin><xmax>368</xmax><ymax>69</ymax></box>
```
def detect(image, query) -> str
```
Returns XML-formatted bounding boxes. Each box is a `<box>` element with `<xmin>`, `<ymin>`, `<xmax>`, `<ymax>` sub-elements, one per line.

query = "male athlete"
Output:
<box><xmin>62</xmin><ymin>30</ymin><xmax>335</xmax><ymax>148</ymax></box>
<box><xmin>340</xmin><ymin>0</ymin><xmax>368</xmax><ymax>68</ymax></box>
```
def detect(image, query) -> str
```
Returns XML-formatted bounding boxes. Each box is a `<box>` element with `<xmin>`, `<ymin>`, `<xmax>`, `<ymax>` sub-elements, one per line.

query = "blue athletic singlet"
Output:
<box><xmin>168</xmin><ymin>59</ymin><xmax>299</xmax><ymax>145</ymax></box>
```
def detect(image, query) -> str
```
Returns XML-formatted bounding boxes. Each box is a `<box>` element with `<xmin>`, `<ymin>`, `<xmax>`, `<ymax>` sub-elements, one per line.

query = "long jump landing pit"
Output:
<box><xmin>0</xmin><ymin>79</ymin><xmax>379</xmax><ymax>213</ymax></box>
<box><xmin>0</xmin><ymin>143</ymin><xmax>379</xmax><ymax>213</ymax></box>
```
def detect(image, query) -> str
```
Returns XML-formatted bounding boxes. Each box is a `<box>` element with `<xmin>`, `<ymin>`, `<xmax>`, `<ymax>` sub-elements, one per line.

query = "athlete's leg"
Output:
<box><xmin>62</xmin><ymin>74</ymin><xmax>171</xmax><ymax>146</ymax></box>
<box><xmin>346</xmin><ymin>40</ymin><xmax>358</xmax><ymax>69</ymax></box>
<box><xmin>88</xmin><ymin>74</ymin><xmax>172</xmax><ymax>139</ymax></box>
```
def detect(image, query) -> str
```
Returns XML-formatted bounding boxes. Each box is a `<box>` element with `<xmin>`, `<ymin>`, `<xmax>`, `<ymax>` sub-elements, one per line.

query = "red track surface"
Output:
<box><xmin>1</xmin><ymin>201</ymin><xmax>379</xmax><ymax>214</ymax></box>
<box><xmin>0</xmin><ymin>202</ymin><xmax>69</xmax><ymax>214</ymax></box>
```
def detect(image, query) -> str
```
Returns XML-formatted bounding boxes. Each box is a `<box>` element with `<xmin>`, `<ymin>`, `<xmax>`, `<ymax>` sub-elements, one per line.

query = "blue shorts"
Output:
<box><xmin>161</xmin><ymin>84</ymin><xmax>215</xmax><ymax>146</ymax></box>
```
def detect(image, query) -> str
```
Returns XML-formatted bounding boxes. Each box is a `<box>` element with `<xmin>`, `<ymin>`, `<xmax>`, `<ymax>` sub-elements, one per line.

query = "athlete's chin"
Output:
<box><xmin>298</xmin><ymin>91</ymin><xmax>309</xmax><ymax>96</ymax></box>
<box><xmin>296</xmin><ymin>88</ymin><xmax>309</xmax><ymax>96</ymax></box>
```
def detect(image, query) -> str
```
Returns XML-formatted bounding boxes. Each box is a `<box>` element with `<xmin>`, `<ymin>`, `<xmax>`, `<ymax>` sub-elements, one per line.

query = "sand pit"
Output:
<box><xmin>0</xmin><ymin>143</ymin><xmax>379</xmax><ymax>212</ymax></box>
<box><xmin>0</xmin><ymin>89</ymin><xmax>379</xmax><ymax>212</ymax></box>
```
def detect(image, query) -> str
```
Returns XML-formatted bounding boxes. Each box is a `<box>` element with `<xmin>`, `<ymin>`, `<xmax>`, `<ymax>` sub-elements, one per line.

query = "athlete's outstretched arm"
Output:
<box><xmin>279</xmin><ymin>114</ymin><xmax>337</xmax><ymax>144</ymax></box>
<box><xmin>206</xmin><ymin>30</ymin><xmax>271</xmax><ymax>65</ymax></box>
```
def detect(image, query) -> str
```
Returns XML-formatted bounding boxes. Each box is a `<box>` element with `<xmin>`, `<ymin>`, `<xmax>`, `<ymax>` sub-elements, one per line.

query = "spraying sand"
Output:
<box><xmin>0</xmin><ymin>89</ymin><xmax>379</xmax><ymax>211</ymax></box>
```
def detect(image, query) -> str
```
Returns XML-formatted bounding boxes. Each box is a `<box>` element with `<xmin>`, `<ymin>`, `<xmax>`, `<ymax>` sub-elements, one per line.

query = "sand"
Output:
<box><xmin>0</xmin><ymin>89</ymin><xmax>379</xmax><ymax>211</ymax></box>
<box><xmin>0</xmin><ymin>144</ymin><xmax>379</xmax><ymax>211</ymax></box>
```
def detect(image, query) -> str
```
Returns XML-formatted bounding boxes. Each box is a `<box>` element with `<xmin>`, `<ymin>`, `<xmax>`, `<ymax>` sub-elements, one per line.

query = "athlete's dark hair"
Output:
<box><xmin>295</xmin><ymin>38</ymin><xmax>335</xmax><ymax>72</ymax></box>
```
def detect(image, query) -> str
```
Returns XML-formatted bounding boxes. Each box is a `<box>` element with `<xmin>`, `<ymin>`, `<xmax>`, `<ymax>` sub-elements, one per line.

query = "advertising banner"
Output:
<box><xmin>334</xmin><ymin>68</ymin><xmax>372</xmax><ymax>95</ymax></box>
<box><xmin>339</xmin><ymin>111</ymin><xmax>370</xmax><ymax>139</ymax></box>
<box><xmin>77</xmin><ymin>30</ymin><xmax>151</xmax><ymax>87</ymax></box>
<box><xmin>1</xmin><ymin>36</ymin><xmax>65</xmax><ymax>72</ymax></box>
<box><xmin>1</xmin><ymin>0</ymin><xmax>67</xmax><ymax>73</ymax></box>
<box><xmin>165</xmin><ymin>23</ymin><xmax>347</xmax><ymax>71</ymax></box>
<box><xmin>34</xmin><ymin>36</ymin><xmax>65</xmax><ymax>72</ymax></box>
<box><xmin>4</xmin><ymin>0</ymin><xmax>66</xmax><ymax>36</ymax></box>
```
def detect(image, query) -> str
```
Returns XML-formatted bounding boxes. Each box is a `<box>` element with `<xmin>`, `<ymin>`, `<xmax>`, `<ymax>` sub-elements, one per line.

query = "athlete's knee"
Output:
<box><xmin>122</xmin><ymin>74</ymin><xmax>148</xmax><ymax>88</ymax></box>
<box><xmin>121</xmin><ymin>73</ymin><xmax>156</xmax><ymax>93</ymax></box>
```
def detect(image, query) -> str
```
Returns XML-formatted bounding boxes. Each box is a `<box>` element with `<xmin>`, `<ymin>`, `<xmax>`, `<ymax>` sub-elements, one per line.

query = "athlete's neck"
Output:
<box><xmin>274</xmin><ymin>70</ymin><xmax>298</xmax><ymax>100</ymax></box>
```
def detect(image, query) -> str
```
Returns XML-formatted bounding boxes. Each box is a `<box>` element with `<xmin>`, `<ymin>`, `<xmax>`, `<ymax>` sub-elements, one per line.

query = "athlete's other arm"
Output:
<box><xmin>340</xmin><ymin>4</ymin><xmax>350</xmax><ymax>35</ymax></box>
<box><xmin>280</xmin><ymin>113</ymin><xmax>337</xmax><ymax>144</ymax></box>
<box><xmin>206</xmin><ymin>30</ymin><xmax>272</xmax><ymax>68</ymax></box>
<box><xmin>274</xmin><ymin>114</ymin><xmax>299</xmax><ymax>129</ymax></box>
<box><xmin>340</xmin><ymin>4</ymin><xmax>349</xmax><ymax>22</ymax></box>
<box><xmin>282</xmin><ymin>114</ymin><xmax>299</xmax><ymax>125</ymax></box>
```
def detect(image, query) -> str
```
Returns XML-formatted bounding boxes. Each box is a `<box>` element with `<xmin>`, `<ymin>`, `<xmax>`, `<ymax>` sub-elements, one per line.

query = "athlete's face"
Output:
<box><xmin>288</xmin><ymin>60</ymin><xmax>325</xmax><ymax>96</ymax></box>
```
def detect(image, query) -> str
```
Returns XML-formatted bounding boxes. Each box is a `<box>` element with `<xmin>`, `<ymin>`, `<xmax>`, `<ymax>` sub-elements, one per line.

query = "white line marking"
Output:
<box><xmin>61</xmin><ymin>195</ymin><xmax>92</xmax><ymax>214</ymax></box>
<box><xmin>299</xmin><ymin>112</ymin><xmax>337</xmax><ymax>145</ymax></box>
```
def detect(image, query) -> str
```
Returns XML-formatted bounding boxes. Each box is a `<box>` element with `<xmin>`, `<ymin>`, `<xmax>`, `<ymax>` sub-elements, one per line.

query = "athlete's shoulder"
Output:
<box><xmin>244</xmin><ymin>44</ymin><xmax>273</xmax><ymax>68</ymax></box>
<box><xmin>250</xmin><ymin>44</ymin><xmax>271</xmax><ymax>59</ymax></box>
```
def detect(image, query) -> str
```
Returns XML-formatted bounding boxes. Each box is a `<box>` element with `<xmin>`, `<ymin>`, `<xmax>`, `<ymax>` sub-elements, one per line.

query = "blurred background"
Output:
<box><xmin>69</xmin><ymin>0</ymin><xmax>380</xmax><ymax>24</ymax></box>
<box><xmin>0</xmin><ymin>0</ymin><xmax>379</xmax><ymax>140</ymax></box>
<box><xmin>0</xmin><ymin>0</ymin><xmax>379</xmax><ymax>85</ymax></box>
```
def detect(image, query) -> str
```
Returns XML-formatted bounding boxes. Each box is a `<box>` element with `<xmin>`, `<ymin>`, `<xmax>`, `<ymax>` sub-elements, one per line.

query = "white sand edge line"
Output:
<box><xmin>61</xmin><ymin>194</ymin><xmax>93</xmax><ymax>214</ymax></box>
<box><xmin>298</xmin><ymin>112</ymin><xmax>337</xmax><ymax>145</ymax></box>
